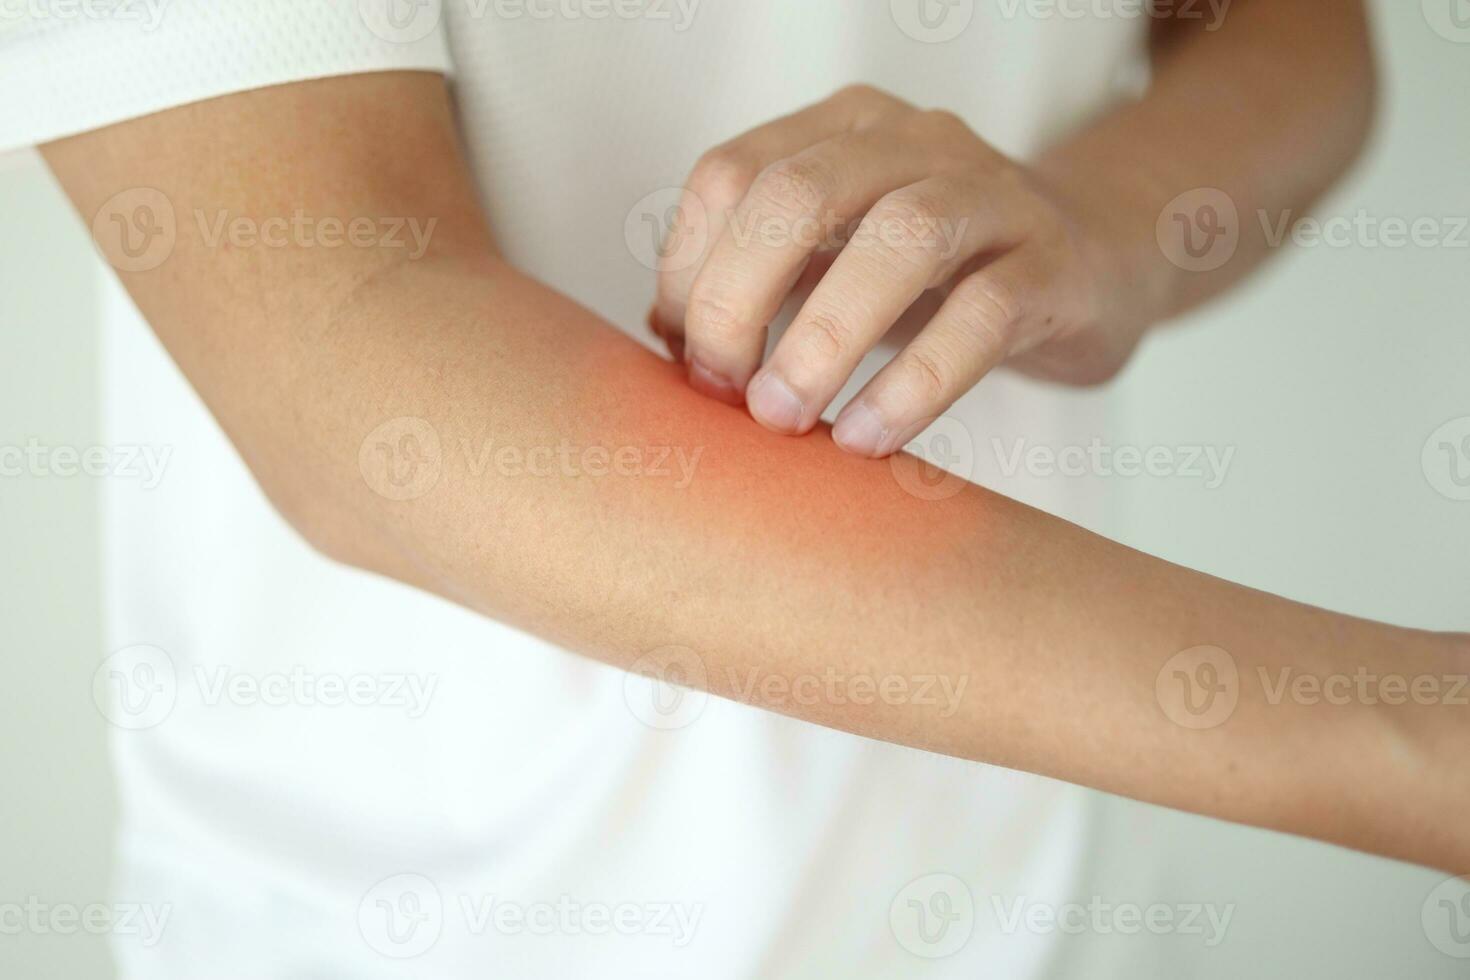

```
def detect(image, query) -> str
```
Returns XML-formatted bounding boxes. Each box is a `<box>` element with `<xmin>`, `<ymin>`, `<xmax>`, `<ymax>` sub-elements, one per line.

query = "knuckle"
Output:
<box><xmin>831</xmin><ymin>82</ymin><xmax>884</xmax><ymax>107</ymax></box>
<box><xmin>904</xmin><ymin>109</ymin><xmax>981</xmax><ymax>157</ymax></box>
<box><xmin>918</xmin><ymin>108</ymin><xmax>970</xmax><ymax>137</ymax></box>
<box><xmin>897</xmin><ymin>346</ymin><xmax>958</xmax><ymax>402</ymax></box>
<box><xmin>685</xmin><ymin>291</ymin><xmax>749</xmax><ymax>346</ymax></box>
<box><xmin>753</xmin><ymin>158</ymin><xmax>832</xmax><ymax>216</ymax></box>
<box><xmin>863</xmin><ymin>190</ymin><xmax>949</xmax><ymax>261</ymax></box>
<box><xmin>950</xmin><ymin>274</ymin><xmax>1025</xmax><ymax>349</ymax></box>
<box><xmin>797</xmin><ymin>308</ymin><xmax>853</xmax><ymax>361</ymax></box>
<box><xmin>830</xmin><ymin>83</ymin><xmax>910</xmax><ymax>123</ymax></box>
<box><xmin>834</xmin><ymin>83</ymin><xmax>876</xmax><ymax>102</ymax></box>
<box><xmin>876</xmin><ymin>188</ymin><xmax>946</xmax><ymax>231</ymax></box>
<box><xmin>690</xmin><ymin>147</ymin><xmax>757</xmax><ymax>204</ymax></box>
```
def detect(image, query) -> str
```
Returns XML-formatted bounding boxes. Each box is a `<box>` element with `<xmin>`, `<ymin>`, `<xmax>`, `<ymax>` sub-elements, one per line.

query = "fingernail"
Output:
<box><xmin>746</xmin><ymin>371</ymin><xmax>805</xmax><ymax>433</ymax></box>
<box><xmin>688</xmin><ymin>357</ymin><xmax>744</xmax><ymax>406</ymax></box>
<box><xmin>831</xmin><ymin>401</ymin><xmax>890</xmax><ymax>457</ymax></box>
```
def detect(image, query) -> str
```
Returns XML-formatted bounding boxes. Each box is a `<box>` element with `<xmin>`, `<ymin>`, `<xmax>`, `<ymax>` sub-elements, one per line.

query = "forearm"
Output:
<box><xmin>1037</xmin><ymin>0</ymin><xmax>1378</xmax><ymax>328</ymax></box>
<box><xmin>237</xmin><ymin>252</ymin><xmax>1470</xmax><ymax>872</ymax></box>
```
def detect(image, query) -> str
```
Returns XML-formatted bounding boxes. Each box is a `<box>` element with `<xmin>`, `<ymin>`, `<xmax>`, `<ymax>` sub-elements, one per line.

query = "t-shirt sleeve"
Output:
<box><xmin>0</xmin><ymin>0</ymin><xmax>453</xmax><ymax>153</ymax></box>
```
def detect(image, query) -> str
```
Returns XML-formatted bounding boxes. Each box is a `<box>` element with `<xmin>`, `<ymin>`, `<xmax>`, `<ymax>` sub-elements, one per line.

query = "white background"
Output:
<box><xmin>1</xmin><ymin>1</ymin><xmax>1466</xmax><ymax>975</ymax></box>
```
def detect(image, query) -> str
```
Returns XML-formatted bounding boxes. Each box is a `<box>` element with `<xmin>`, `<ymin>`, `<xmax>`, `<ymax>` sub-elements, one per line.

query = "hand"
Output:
<box><xmin>651</xmin><ymin>84</ymin><xmax>1141</xmax><ymax>457</ymax></box>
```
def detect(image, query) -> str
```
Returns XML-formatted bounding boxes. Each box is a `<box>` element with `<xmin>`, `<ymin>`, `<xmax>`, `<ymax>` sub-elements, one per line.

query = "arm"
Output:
<box><xmin>1034</xmin><ymin>0</ymin><xmax>1380</xmax><ymax>363</ymax></box>
<box><xmin>44</xmin><ymin>72</ymin><xmax>1464</xmax><ymax>873</ymax></box>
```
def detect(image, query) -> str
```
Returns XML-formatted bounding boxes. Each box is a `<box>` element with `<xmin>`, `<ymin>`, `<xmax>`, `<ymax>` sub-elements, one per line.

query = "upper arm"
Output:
<box><xmin>42</xmin><ymin>70</ymin><xmax>497</xmax><ymax>376</ymax></box>
<box><xmin>40</xmin><ymin>72</ymin><xmax>503</xmax><ymax>539</ymax></box>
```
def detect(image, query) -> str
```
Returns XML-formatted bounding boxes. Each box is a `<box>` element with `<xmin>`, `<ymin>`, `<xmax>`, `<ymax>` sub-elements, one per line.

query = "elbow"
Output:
<box><xmin>288</xmin><ymin>501</ymin><xmax>383</xmax><ymax>573</ymax></box>
<box><xmin>291</xmin><ymin>471</ymin><xmax>435</xmax><ymax>582</ymax></box>
<box><xmin>256</xmin><ymin>469</ymin><xmax>378</xmax><ymax>571</ymax></box>
<box><xmin>244</xmin><ymin>440</ymin><xmax>410</xmax><ymax>579</ymax></box>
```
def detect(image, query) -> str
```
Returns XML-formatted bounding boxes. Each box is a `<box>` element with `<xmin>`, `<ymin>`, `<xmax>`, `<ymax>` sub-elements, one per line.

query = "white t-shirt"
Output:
<box><xmin>2</xmin><ymin>3</ymin><xmax>1149</xmax><ymax>976</ymax></box>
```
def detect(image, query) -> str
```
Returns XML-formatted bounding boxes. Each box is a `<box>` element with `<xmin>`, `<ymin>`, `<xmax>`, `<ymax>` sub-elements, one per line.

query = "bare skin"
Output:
<box><xmin>655</xmin><ymin>0</ymin><xmax>1380</xmax><ymax>453</ymax></box>
<box><xmin>43</xmin><ymin>71</ymin><xmax>1466</xmax><ymax>874</ymax></box>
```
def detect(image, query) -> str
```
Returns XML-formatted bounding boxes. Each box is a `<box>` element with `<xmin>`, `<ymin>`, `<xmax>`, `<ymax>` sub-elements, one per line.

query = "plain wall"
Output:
<box><xmin>1</xmin><ymin>1</ymin><xmax>1464</xmax><ymax>976</ymax></box>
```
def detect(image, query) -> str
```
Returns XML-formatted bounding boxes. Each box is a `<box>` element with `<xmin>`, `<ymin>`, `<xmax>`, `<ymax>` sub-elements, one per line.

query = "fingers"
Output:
<box><xmin>655</xmin><ymin>85</ymin><xmax>905</xmax><ymax>399</ymax></box>
<box><xmin>831</xmin><ymin>250</ymin><xmax>1043</xmax><ymax>458</ymax></box>
<box><xmin>681</xmin><ymin>130</ymin><xmax>947</xmax><ymax>405</ymax></box>
<box><xmin>744</xmin><ymin>175</ymin><xmax>1002</xmax><ymax>434</ymax></box>
<box><xmin>652</xmin><ymin>85</ymin><xmax>907</xmax><ymax>398</ymax></box>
